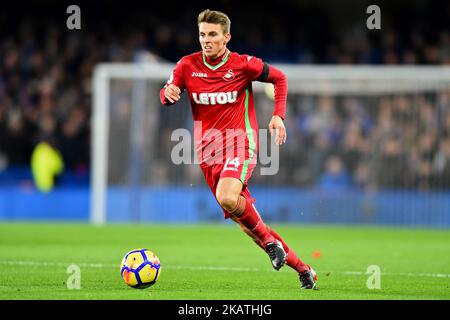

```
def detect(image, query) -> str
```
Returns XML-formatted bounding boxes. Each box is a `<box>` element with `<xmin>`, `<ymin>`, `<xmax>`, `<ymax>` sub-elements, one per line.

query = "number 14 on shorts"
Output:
<box><xmin>224</xmin><ymin>157</ymin><xmax>241</xmax><ymax>172</ymax></box>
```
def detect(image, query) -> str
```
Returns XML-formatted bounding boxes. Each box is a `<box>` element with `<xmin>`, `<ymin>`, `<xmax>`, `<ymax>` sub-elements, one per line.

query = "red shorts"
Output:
<box><xmin>200</xmin><ymin>155</ymin><xmax>257</xmax><ymax>219</ymax></box>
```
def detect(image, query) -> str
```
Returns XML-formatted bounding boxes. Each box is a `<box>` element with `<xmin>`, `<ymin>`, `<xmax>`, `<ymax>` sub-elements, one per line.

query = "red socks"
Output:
<box><xmin>266</xmin><ymin>226</ymin><xmax>309</xmax><ymax>273</ymax></box>
<box><xmin>230</xmin><ymin>196</ymin><xmax>309</xmax><ymax>273</ymax></box>
<box><xmin>230</xmin><ymin>196</ymin><xmax>276</xmax><ymax>247</ymax></box>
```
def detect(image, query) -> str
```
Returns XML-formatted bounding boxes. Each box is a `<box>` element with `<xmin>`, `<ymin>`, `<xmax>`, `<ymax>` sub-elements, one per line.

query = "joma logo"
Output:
<box><xmin>192</xmin><ymin>72</ymin><xmax>208</xmax><ymax>78</ymax></box>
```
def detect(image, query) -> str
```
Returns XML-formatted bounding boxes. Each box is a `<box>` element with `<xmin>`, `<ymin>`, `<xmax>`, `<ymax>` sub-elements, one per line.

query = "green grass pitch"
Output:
<box><xmin>0</xmin><ymin>222</ymin><xmax>449</xmax><ymax>300</ymax></box>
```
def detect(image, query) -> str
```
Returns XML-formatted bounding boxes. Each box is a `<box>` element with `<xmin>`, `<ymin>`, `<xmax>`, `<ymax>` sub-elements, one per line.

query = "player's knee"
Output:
<box><xmin>216</xmin><ymin>193</ymin><xmax>239</xmax><ymax>213</ymax></box>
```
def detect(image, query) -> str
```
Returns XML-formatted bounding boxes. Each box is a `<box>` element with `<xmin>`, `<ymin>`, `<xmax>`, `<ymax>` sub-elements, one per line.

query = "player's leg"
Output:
<box><xmin>230</xmin><ymin>214</ymin><xmax>264</xmax><ymax>251</ymax></box>
<box><xmin>215</xmin><ymin>177</ymin><xmax>286</xmax><ymax>270</ymax></box>
<box><xmin>215</xmin><ymin>177</ymin><xmax>276</xmax><ymax>247</ymax></box>
<box><xmin>231</xmin><ymin>209</ymin><xmax>317</xmax><ymax>289</ymax></box>
<box><xmin>202</xmin><ymin>166</ymin><xmax>316</xmax><ymax>288</ymax></box>
<box><xmin>198</xmin><ymin>163</ymin><xmax>277</xmax><ymax>250</ymax></box>
<box><xmin>231</xmin><ymin>207</ymin><xmax>312</xmax><ymax>273</ymax></box>
<box><xmin>238</xmin><ymin>218</ymin><xmax>311</xmax><ymax>273</ymax></box>
<box><xmin>266</xmin><ymin>225</ymin><xmax>318</xmax><ymax>289</ymax></box>
<box><xmin>222</xmin><ymin>177</ymin><xmax>317</xmax><ymax>288</ymax></box>
<box><xmin>265</xmin><ymin>226</ymin><xmax>309</xmax><ymax>272</ymax></box>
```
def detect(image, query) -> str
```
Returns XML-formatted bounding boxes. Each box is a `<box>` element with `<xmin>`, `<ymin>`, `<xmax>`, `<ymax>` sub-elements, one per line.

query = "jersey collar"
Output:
<box><xmin>202</xmin><ymin>49</ymin><xmax>230</xmax><ymax>71</ymax></box>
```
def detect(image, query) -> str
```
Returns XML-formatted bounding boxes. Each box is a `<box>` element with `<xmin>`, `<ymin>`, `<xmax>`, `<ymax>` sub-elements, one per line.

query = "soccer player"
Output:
<box><xmin>160</xmin><ymin>9</ymin><xmax>317</xmax><ymax>290</ymax></box>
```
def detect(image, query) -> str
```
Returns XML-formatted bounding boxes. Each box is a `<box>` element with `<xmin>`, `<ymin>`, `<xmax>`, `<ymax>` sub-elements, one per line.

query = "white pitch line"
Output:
<box><xmin>0</xmin><ymin>260</ymin><xmax>263</xmax><ymax>273</ymax></box>
<box><xmin>0</xmin><ymin>260</ymin><xmax>113</xmax><ymax>269</ymax></box>
<box><xmin>0</xmin><ymin>260</ymin><xmax>449</xmax><ymax>278</ymax></box>
<box><xmin>342</xmin><ymin>270</ymin><xmax>450</xmax><ymax>278</ymax></box>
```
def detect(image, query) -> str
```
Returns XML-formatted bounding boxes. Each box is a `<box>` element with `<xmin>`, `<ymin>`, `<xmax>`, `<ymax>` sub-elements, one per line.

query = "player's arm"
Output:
<box><xmin>160</xmin><ymin>59</ymin><xmax>185</xmax><ymax>105</ymax></box>
<box><xmin>259</xmin><ymin>64</ymin><xmax>287</xmax><ymax>145</ymax></box>
<box><xmin>248</xmin><ymin>57</ymin><xmax>287</xmax><ymax>145</ymax></box>
<box><xmin>256</xmin><ymin>63</ymin><xmax>287</xmax><ymax>121</ymax></box>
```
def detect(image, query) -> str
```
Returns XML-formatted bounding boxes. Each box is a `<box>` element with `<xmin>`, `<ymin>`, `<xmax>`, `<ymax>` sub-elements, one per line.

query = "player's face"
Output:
<box><xmin>199</xmin><ymin>22</ymin><xmax>231</xmax><ymax>59</ymax></box>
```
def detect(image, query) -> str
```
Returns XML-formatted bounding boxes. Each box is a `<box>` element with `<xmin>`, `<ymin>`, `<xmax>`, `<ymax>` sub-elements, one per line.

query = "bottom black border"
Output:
<box><xmin>1</xmin><ymin>300</ymin><xmax>446</xmax><ymax>318</ymax></box>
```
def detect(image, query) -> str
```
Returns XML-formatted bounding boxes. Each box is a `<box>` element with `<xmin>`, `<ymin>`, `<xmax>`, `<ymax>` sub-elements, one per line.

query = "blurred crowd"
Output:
<box><xmin>0</xmin><ymin>24</ymin><xmax>93</xmax><ymax>184</ymax></box>
<box><xmin>260</xmin><ymin>92</ymin><xmax>450</xmax><ymax>191</ymax></box>
<box><xmin>1</xmin><ymin>0</ymin><xmax>450</xmax><ymax>189</ymax></box>
<box><xmin>151</xmin><ymin>91</ymin><xmax>450</xmax><ymax>191</ymax></box>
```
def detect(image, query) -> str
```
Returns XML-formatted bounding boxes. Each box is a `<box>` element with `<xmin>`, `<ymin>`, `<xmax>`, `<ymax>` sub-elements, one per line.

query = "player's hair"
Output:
<box><xmin>197</xmin><ymin>9</ymin><xmax>231</xmax><ymax>34</ymax></box>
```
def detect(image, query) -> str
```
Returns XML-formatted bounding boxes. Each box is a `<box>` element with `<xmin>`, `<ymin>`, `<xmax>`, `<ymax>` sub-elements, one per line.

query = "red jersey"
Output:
<box><xmin>160</xmin><ymin>49</ymin><xmax>285</xmax><ymax>167</ymax></box>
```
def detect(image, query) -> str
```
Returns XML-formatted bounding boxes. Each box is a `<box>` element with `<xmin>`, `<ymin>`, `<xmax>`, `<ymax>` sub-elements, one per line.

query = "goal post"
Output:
<box><xmin>91</xmin><ymin>63</ymin><xmax>173</xmax><ymax>224</ymax></box>
<box><xmin>91</xmin><ymin>63</ymin><xmax>450</xmax><ymax>226</ymax></box>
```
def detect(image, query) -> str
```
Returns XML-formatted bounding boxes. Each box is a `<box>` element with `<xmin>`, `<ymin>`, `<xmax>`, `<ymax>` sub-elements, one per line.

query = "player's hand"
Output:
<box><xmin>164</xmin><ymin>84</ymin><xmax>181</xmax><ymax>103</ymax></box>
<box><xmin>268</xmin><ymin>115</ymin><xmax>287</xmax><ymax>145</ymax></box>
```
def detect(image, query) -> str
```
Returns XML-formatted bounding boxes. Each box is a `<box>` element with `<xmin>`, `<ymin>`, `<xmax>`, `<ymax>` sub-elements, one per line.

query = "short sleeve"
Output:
<box><xmin>246</xmin><ymin>55</ymin><xmax>265</xmax><ymax>81</ymax></box>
